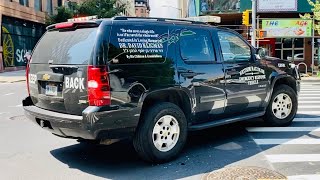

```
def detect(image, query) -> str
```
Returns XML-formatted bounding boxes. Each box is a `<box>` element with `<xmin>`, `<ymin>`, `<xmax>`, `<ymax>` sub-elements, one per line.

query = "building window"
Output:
<box><xmin>141</xmin><ymin>9</ymin><xmax>144</xmax><ymax>13</ymax></box>
<box><xmin>58</xmin><ymin>0</ymin><xmax>62</xmax><ymax>7</ymax></box>
<box><xmin>34</xmin><ymin>0</ymin><xmax>42</xmax><ymax>11</ymax></box>
<box><xmin>19</xmin><ymin>0</ymin><xmax>29</xmax><ymax>7</ymax></box>
<box><xmin>47</xmin><ymin>0</ymin><xmax>53</xmax><ymax>14</ymax></box>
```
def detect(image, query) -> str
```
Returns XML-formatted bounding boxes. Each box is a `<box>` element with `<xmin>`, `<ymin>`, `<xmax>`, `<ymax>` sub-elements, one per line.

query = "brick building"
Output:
<box><xmin>0</xmin><ymin>0</ymin><xmax>60</xmax><ymax>72</ymax></box>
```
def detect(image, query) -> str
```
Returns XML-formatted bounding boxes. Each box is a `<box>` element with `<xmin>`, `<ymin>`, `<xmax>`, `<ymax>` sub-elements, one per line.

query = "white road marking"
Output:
<box><xmin>3</xmin><ymin>93</ymin><xmax>14</xmax><ymax>96</ymax></box>
<box><xmin>298</xmin><ymin>101</ymin><xmax>320</xmax><ymax>104</ymax></box>
<box><xmin>253</xmin><ymin>138</ymin><xmax>320</xmax><ymax>145</ymax></box>
<box><xmin>299</xmin><ymin>97</ymin><xmax>320</xmax><ymax>100</ymax></box>
<box><xmin>299</xmin><ymin>105</ymin><xmax>320</xmax><ymax>108</ymax></box>
<box><xmin>294</xmin><ymin>118</ymin><xmax>320</xmax><ymax>122</ymax></box>
<box><xmin>288</xmin><ymin>175</ymin><xmax>320</xmax><ymax>180</ymax></box>
<box><xmin>299</xmin><ymin>93</ymin><xmax>320</xmax><ymax>95</ymax></box>
<box><xmin>297</xmin><ymin>111</ymin><xmax>320</xmax><ymax>115</ymax></box>
<box><xmin>266</xmin><ymin>154</ymin><xmax>320</xmax><ymax>163</ymax></box>
<box><xmin>247</xmin><ymin>127</ymin><xmax>320</xmax><ymax>132</ymax></box>
<box><xmin>8</xmin><ymin>104</ymin><xmax>22</xmax><ymax>108</ymax></box>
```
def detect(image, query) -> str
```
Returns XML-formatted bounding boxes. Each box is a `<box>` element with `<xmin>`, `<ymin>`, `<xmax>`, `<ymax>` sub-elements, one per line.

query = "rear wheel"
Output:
<box><xmin>264</xmin><ymin>84</ymin><xmax>298</xmax><ymax>126</ymax></box>
<box><xmin>133</xmin><ymin>102</ymin><xmax>187</xmax><ymax>163</ymax></box>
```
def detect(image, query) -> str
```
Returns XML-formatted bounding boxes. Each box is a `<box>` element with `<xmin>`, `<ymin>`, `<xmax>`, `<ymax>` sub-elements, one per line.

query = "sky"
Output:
<box><xmin>149</xmin><ymin>0</ymin><xmax>180</xmax><ymax>18</ymax></box>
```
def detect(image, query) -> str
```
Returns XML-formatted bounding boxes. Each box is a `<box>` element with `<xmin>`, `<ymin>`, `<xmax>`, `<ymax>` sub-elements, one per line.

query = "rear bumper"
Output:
<box><xmin>22</xmin><ymin>96</ymin><xmax>139</xmax><ymax>140</ymax></box>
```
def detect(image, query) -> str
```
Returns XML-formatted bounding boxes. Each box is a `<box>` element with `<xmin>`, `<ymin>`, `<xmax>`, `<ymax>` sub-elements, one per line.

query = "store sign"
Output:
<box><xmin>262</xmin><ymin>19</ymin><xmax>312</xmax><ymax>38</ymax></box>
<box><xmin>257</xmin><ymin>0</ymin><xmax>297</xmax><ymax>12</ymax></box>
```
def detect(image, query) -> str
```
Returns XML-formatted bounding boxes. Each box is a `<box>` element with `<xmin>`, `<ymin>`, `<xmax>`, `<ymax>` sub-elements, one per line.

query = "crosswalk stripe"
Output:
<box><xmin>294</xmin><ymin>118</ymin><xmax>320</xmax><ymax>122</ymax></box>
<box><xmin>298</xmin><ymin>101</ymin><xmax>320</xmax><ymax>104</ymax></box>
<box><xmin>266</xmin><ymin>154</ymin><xmax>320</xmax><ymax>163</ymax></box>
<box><xmin>297</xmin><ymin>111</ymin><xmax>320</xmax><ymax>115</ymax></box>
<box><xmin>246</xmin><ymin>127</ymin><xmax>320</xmax><ymax>132</ymax></box>
<box><xmin>253</xmin><ymin>138</ymin><xmax>320</xmax><ymax>145</ymax></box>
<box><xmin>299</xmin><ymin>105</ymin><xmax>320</xmax><ymax>108</ymax></box>
<box><xmin>299</xmin><ymin>93</ymin><xmax>320</xmax><ymax>95</ymax></box>
<box><xmin>299</xmin><ymin>97</ymin><xmax>320</xmax><ymax>100</ymax></box>
<box><xmin>288</xmin><ymin>175</ymin><xmax>320</xmax><ymax>180</ymax></box>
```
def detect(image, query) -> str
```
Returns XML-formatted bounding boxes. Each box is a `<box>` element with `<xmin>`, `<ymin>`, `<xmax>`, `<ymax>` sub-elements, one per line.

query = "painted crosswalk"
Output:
<box><xmin>247</xmin><ymin>81</ymin><xmax>320</xmax><ymax>179</ymax></box>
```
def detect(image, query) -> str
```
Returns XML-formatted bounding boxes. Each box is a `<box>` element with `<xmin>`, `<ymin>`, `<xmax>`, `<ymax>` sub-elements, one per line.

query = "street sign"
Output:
<box><xmin>257</xmin><ymin>0</ymin><xmax>297</xmax><ymax>12</ymax></box>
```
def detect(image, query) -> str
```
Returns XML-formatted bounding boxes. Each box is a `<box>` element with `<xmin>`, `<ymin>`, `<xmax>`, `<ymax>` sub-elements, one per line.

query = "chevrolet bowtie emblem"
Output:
<box><xmin>42</xmin><ymin>74</ymin><xmax>50</xmax><ymax>81</ymax></box>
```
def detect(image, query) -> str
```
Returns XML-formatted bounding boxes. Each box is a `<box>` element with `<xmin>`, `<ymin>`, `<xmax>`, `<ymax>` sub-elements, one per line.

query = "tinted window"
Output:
<box><xmin>31</xmin><ymin>28</ymin><xmax>97</xmax><ymax>64</ymax></box>
<box><xmin>180</xmin><ymin>29</ymin><xmax>215</xmax><ymax>63</ymax></box>
<box><xmin>218</xmin><ymin>31</ymin><xmax>251</xmax><ymax>63</ymax></box>
<box><xmin>108</xmin><ymin>25</ymin><xmax>169</xmax><ymax>64</ymax></box>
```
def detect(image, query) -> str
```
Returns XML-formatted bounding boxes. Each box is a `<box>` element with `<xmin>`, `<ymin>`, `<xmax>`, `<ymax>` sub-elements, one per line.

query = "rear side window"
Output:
<box><xmin>179</xmin><ymin>29</ymin><xmax>215</xmax><ymax>63</ymax></box>
<box><xmin>31</xmin><ymin>28</ymin><xmax>97</xmax><ymax>64</ymax></box>
<box><xmin>108</xmin><ymin>24</ymin><xmax>169</xmax><ymax>64</ymax></box>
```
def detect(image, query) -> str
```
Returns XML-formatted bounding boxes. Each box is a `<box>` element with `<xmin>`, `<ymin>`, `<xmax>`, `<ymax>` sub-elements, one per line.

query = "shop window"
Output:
<box><xmin>295</xmin><ymin>38</ymin><xmax>304</xmax><ymax>48</ymax></box>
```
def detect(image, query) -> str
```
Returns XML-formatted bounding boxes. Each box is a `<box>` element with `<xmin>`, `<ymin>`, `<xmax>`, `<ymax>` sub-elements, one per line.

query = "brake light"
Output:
<box><xmin>87</xmin><ymin>65</ymin><xmax>111</xmax><ymax>106</ymax></box>
<box><xmin>55</xmin><ymin>23</ymin><xmax>74</xmax><ymax>29</ymax></box>
<box><xmin>26</xmin><ymin>62</ymin><xmax>30</xmax><ymax>95</ymax></box>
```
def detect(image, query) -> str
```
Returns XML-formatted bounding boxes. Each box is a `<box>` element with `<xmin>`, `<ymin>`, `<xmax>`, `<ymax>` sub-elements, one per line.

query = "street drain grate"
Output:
<box><xmin>9</xmin><ymin>115</ymin><xmax>27</xmax><ymax>121</ymax></box>
<box><xmin>202</xmin><ymin>166</ymin><xmax>287</xmax><ymax>180</ymax></box>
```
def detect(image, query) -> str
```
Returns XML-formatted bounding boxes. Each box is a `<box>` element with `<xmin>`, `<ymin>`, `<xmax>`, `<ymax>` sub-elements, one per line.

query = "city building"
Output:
<box><xmin>187</xmin><ymin>0</ymin><xmax>316</xmax><ymax>71</ymax></box>
<box><xmin>135</xmin><ymin>0</ymin><xmax>150</xmax><ymax>17</ymax></box>
<box><xmin>178</xmin><ymin>0</ymin><xmax>188</xmax><ymax>18</ymax></box>
<box><xmin>0</xmin><ymin>0</ymin><xmax>60</xmax><ymax>72</ymax></box>
<box><xmin>117</xmin><ymin>0</ymin><xmax>136</xmax><ymax>17</ymax></box>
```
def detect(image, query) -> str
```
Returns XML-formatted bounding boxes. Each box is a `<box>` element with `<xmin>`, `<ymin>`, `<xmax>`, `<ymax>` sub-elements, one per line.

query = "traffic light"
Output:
<box><xmin>242</xmin><ymin>10</ymin><xmax>252</xmax><ymax>26</ymax></box>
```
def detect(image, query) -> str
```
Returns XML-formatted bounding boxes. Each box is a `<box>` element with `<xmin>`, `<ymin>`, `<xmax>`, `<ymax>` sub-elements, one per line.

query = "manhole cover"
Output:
<box><xmin>202</xmin><ymin>166</ymin><xmax>287</xmax><ymax>180</ymax></box>
<box><xmin>9</xmin><ymin>115</ymin><xmax>26</xmax><ymax>121</ymax></box>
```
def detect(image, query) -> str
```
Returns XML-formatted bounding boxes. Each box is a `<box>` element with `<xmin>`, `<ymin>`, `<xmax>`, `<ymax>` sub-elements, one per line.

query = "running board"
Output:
<box><xmin>189</xmin><ymin>111</ymin><xmax>265</xmax><ymax>131</ymax></box>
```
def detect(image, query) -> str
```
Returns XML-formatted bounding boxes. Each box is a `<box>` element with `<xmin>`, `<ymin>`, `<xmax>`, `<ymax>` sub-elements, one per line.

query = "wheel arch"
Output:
<box><xmin>139</xmin><ymin>88</ymin><xmax>194</xmax><ymax>125</ymax></box>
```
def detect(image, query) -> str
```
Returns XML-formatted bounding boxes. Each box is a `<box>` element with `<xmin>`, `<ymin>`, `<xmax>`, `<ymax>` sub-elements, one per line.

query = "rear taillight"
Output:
<box><xmin>26</xmin><ymin>63</ymin><xmax>30</xmax><ymax>95</ymax></box>
<box><xmin>87</xmin><ymin>65</ymin><xmax>111</xmax><ymax>106</ymax></box>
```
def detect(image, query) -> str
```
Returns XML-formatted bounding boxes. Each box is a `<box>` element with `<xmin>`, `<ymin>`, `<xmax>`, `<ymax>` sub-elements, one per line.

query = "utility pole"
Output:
<box><xmin>251</xmin><ymin>0</ymin><xmax>257</xmax><ymax>47</ymax></box>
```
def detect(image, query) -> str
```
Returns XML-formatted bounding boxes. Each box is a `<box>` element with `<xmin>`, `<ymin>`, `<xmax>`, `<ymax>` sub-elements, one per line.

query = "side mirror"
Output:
<box><xmin>256</xmin><ymin>48</ymin><xmax>267</xmax><ymax>59</ymax></box>
<box><xmin>24</xmin><ymin>52</ymin><xmax>31</xmax><ymax>63</ymax></box>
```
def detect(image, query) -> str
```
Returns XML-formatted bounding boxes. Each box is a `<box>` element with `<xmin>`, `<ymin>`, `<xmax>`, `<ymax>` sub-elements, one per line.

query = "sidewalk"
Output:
<box><xmin>0</xmin><ymin>70</ymin><xmax>26</xmax><ymax>83</ymax></box>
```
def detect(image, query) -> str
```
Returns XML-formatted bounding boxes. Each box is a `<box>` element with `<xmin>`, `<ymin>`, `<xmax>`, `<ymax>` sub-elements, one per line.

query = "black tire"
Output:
<box><xmin>264</xmin><ymin>84</ymin><xmax>298</xmax><ymax>126</ymax></box>
<box><xmin>133</xmin><ymin>102</ymin><xmax>188</xmax><ymax>163</ymax></box>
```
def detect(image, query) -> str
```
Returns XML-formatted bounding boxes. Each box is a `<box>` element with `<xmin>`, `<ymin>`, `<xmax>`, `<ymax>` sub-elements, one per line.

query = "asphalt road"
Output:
<box><xmin>0</xmin><ymin>81</ymin><xmax>320</xmax><ymax>180</ymax></box>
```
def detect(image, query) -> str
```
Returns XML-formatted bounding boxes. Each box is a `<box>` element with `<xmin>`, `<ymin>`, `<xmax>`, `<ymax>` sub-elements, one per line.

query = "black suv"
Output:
<box><xmin>23</xmin><ymin>17</ymin><xmax>300</xmax><ymax>163</ymax></box>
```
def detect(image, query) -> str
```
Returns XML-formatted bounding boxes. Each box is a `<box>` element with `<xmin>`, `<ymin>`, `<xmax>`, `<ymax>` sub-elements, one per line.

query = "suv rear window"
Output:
<box><xmin>31</xmin><ymin>28</ymin><xmax>97</xmax><ymax>64</ymax></box>
<box><xmin>108</xmin><ymin>25</ymin><xmax>169</xmax><ymax>64</ymax></box>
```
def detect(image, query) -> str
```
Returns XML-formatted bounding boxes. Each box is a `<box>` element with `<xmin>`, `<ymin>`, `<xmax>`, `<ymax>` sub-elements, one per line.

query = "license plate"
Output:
<box><xmin>45</xmin><ymin>85</ymin><xmax>58</xmax><ymax>96</ymax></box>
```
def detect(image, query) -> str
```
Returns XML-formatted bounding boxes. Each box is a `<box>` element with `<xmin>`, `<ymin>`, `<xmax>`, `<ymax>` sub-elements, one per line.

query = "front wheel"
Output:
<box><xmin>264</xmin><ymin>84</ymin><xmax>298</xmax><ymax>126</ymax></box>
<box><xmin>133</xmin><ymin>102</ymin><xmax>187</xmax><ymax>163</ymax></box>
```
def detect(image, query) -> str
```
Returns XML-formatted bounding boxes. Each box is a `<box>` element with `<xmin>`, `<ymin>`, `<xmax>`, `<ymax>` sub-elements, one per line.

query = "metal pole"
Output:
<box><xmin>312</xmin><ymin>17</ymin><xmax>315</xmax><ymax>75</ymax></box>
<box><xmin>257</xmin><ymin>15</ymin><xmax>260</xmax><ymax>48</ymax></box>
<box><xmin>251</xmin><ymin>0</ymin><xmax>257</xmax><ymax>47</ymax></box>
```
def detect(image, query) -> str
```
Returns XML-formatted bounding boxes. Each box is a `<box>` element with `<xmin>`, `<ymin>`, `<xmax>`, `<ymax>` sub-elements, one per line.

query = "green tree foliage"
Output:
<box><xmin>300</xmin><ymin>0</ymin><xmax>320</xmax><ymax>34</ymax></box>
<box><xmin>45</xmin><ymin>0</ymin><xmax>125</xmax><ymax>26</ymax></box>
<box><xmin>45</xmin><ymin>7</ymin><xmax>73</xmax><ymax>26</ymax></box>
<box><xmin>78</xmin><ymin>0</ymin><xmax>125</xmax><ymax>19</ymax></box>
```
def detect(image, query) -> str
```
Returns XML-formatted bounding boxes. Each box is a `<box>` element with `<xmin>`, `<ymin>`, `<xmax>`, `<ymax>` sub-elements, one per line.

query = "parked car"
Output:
<box><xmin>287</xmin><ymin>53</ymin><xmax>318</xmax><ymax>61</ymax></box>
<box><xmin>23</xmin><ymin>16</ymin><xmax>300</xmax><ymax>163</ymax></box>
